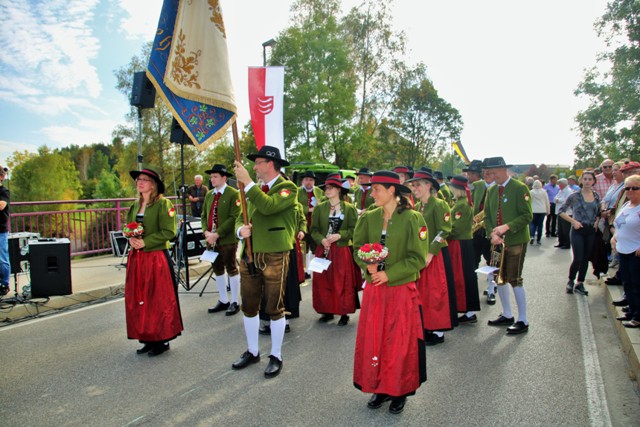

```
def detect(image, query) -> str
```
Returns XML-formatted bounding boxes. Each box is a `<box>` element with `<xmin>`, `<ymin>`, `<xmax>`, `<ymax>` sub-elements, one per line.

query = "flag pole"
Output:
<box><xmin>232</xmin><ymin>121</ymin><xmax>257</xmax><ymax>275</ymax></box>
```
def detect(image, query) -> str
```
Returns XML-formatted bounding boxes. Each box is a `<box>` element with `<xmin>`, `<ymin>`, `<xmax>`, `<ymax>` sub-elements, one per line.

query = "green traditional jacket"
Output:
<box><xmin>235</xmin><ymin>176</ymin><xmax>298</xmax><ymax>253</ymax></box>
<box><xmin>438</xmin><ymin>184</ymin><xmax>454</xmax><ymax>207</ymax></box>
<box><xmin>416</xmin><ymin>196</ymin><xmax>451</xmax><ymax>256</ymax></box>
<box><xmin>126</xmin><ymin>197</ymin><xmax>177</xmax><ymax>252</ymax></box>
<box><xmin>200</xmin><ymin>185</ymin><xmax>241</xmax><ymax>246</ymax></box>
<box><xmin>310</xmin><ymin>199</ymin><xmax>358</xmax><ymax>247</ymax></box>
<box><xmin>353</xmin><ymin>186</ymin><xmax>375</xmax><ymax>211</ymax></box>
<box><xmin>484</xmin><ymin>177</ymin><xmax>533</xmax><ymax>246</ymax></box>
<box><xmin>295</xmin><ymin>201</ymin><xmax>307</xmax><ymax>236</ymax></box>
<box><xmin>296</xmin><ymin>186</ymin><xmax>325</xmax><ymax>217</ymax></box>
<box><xmin>449</xmin><ymin>197</ymin><xmax>473</xmax><ymax>240</ymax></box>
<box><xmin>353</xmin><ymin>207</ymin><xmax>428</xmax><ymax>286</ymax></box>
<box><xmin>471</xmin><ymin>179</ymin><xmax>488</xmax><ymax>215</ymax></box>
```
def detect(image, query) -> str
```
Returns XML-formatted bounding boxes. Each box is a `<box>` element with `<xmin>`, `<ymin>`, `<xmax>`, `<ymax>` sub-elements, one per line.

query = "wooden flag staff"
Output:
<box><xmin>232</xmin><ymin>121</ymin><xmax>257</xmax><ymax>275</ymax></box>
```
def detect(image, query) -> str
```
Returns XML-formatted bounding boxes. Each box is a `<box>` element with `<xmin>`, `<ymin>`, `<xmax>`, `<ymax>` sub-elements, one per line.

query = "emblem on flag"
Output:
<box><xmin>249</xmin><ymin>67</ymin><xmax>285</xmax><ymax>154</ymax></box>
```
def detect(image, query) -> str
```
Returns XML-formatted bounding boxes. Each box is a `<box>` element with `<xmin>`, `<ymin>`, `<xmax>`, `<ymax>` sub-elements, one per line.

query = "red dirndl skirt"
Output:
<box><xmin>447</xmin><ymin>239</ymin><xmax>480</xmax><ymax>312</ymax></box>
<box><xmin>354</xmin><ymin>281</ymin><xmax>426</xmax><ymax>396</ymax></box>
<box><xmin>312</xmin><ymin>245</ymin><xmax>361</xmax><ymax>315</ymax></box>
<box><xmin>125</xmin><ymin>249</ymin><xmax>183</xmax><ymax>342</ymax></box>
<box><xmin>416</xmin><ymin>253</ymin><xmax>454</xmax><ymax>331</ymax></box>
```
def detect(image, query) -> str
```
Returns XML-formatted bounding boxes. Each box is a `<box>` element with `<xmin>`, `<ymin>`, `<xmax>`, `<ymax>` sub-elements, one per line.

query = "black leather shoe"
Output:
<box><xmin>264</xmin><ymin>355</ymin><xmax>282</xmax><ymax>378</ymax></box>
<box><xmin>425</xmin><ymin>332</ymin><xmax>444</xmax><ymax>346</ymax></box>
<box><xmin>136</xmin><ymin>343</ymin><xmax>154</xmax><ymax>354</ymax></box>
<box><xmin>285</xmin><ymin>324</ymin><xmax>291</xmax><ymax>333</ymax></box>
<box><xmin>623</xmin><ymin>306</ymin><xmax>631</xmax><ymax>313</ymax></box>
<box><xmin>208</xmin><ymin>301</ymin><xmax>230</xmax><ymax>313</ymax></box>
<box><xmin>488</xmin><ymin>315</ymin><xmax>514</xmax><ymax>326</ymax></box>
<box><xmin>483</xmin><ymin>289</ymin><xmax>488</xmax><ymax>295</ymax></box>
<box><xmin>338</xmin><ymin>315</ymin><xmax>349</xmax><ymax>326</ymax></box>
<box><xmin>225</xmin><ymin>302</ymin><xmax>240</xmax><ymax>316</ymax></box>
<box><xmin>606</xmin><ymin>277</ymin><xmax>622</xmax><ymax>286</ymax></box>
<box><xmin>367</xmin><ymin>393</ymin><xmax>391</xmax><ymax>409</ymax></box>
<box><xmin>487</xmin><ymin>293</ymin><xmax>496</xmax><ymax>305</ymax></box>
<box><xmin>506</xmin><ymin>321</ymin><xmax>529</xmax><ymax>335</ymax></box>
<box><xmin>259</xmin><ymin>325</ymin><xmax>271</xmax><ymax>335</ymax></box>
<box><xmin>616</xmin><ymin>314</ymin><xmax>632</xmax><ymax>321</ymax></box>
<box><xmin>389</xmin><ymin>396</ymin><xmax>407</xmax><ymax>414</ymax></box>
<box><xmin>318</xmin><ymin>314</ymin><xmax>335</xmax><ymax>323</ymax></box>
<box><xmin>148</xmin><ymin>342</ymin><xmax>170</xmax><ymax>357</ymax></box>
<box><xmin>458</xmin><ymin>314</ymin><xmax>477</xmax><ymax>324</ymax></box>
<box><xmin>560</xmin><ymin>245</ymin><xmax>570</xmax><ymax>249</ymax></box>
<box><xmin>612</xmin><ymin>299</ymin><xmax>628</xmax><ymax>307</ymax></box>
<box><xmin>232</xmin><ymin>351</ymin><xmax>260</xmax><ymax>369</ymax></box>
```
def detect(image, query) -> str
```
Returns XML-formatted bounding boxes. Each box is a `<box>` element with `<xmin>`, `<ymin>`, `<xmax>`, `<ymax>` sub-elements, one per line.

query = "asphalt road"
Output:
<box><xmin>1</xmin><ymin>239</ymin><xmax>639</xmax><ymax>426</ymax></box>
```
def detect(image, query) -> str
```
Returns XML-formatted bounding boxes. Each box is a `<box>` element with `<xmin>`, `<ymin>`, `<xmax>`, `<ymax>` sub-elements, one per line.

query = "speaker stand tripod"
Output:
<box><xmin>1</xmin><ymin>271</ymin><xmax>27</xmax><ymax>305</ymax></box>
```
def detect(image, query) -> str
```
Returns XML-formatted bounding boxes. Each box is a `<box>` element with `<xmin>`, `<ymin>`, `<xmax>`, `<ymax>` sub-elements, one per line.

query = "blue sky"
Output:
<box><xmin>0</xmin><ymin>0</ymin><xmax>610</xmax><ymax>171</ymax></box>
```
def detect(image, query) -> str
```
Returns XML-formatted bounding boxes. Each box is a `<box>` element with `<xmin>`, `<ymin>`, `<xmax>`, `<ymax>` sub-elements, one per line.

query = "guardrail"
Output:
<box><xmin>9</xmin><ymin>197</ymin><xmax>182</xmax><ymax>257</ymax></box>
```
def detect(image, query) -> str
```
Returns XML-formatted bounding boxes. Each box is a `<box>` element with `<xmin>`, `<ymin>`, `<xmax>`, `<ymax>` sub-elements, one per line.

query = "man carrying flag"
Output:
<box><xmin>232</xmin><ymin>146</ymin><xmax>298</xmax><ymax>378</ymax></box>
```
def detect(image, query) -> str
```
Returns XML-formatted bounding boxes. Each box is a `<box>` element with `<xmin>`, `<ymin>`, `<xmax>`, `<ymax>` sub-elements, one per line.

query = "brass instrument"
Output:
<box><xmin>472</xmin><ymin>210</ymin><xmax>485</xmax><ymax>234</ymax></box>
<box><xmin>489</xmin><ymin>242</ymin><xmax>506</xmax><ymax>284</ymax></box>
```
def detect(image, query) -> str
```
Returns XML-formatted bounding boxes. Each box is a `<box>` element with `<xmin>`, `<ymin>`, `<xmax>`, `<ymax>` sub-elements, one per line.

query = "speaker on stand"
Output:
<box><xmin>29</xmin><ymin>238</ymin><xmax>72</xmax><ymax>298</ymax></box>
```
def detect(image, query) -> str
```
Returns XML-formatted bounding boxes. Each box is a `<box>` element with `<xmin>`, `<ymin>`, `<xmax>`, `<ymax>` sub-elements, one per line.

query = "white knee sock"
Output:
<box><xmin>497</xmin><ymin>284</ymin><xmax>513</xmax><ymax>318</ymax></box>
<box><xmin>466</xmin><ymin>311</ymin><xmax>475</xmax><ymax>317</ymax></box>
<box><xmin>228</xmin><ymin>274</ymin><xmax>240</xmax><ymax>304</ymax></box>
<box><xmin>270</xmin><ymin>317</ymin><xmax>286</xmax><ymax>360</ymax></box>
<box><xmin>487</xmin><ymin>273</ymin><xmax>496</xmax><ymax>294</ymax></box>
<box><xmin>513</xmin><ymin>286</ymin><xmax>528</xmax><ymax>324</ymax></box>
<box><xmin>216</xmin><ymin>273</ymin><xmax>229</xmax><ymax>303</ymax></box>
<box><xmin>243</xmin><ymin>315</ymin><xmax>260</xmax><ymax>356</ymax></box>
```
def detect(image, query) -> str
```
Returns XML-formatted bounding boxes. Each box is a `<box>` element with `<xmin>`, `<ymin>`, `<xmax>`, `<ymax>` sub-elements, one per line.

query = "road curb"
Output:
<box><xmin>606</xmin><ymin>282</ymin><xmax>640</xmax><ymax>387</ymax></box>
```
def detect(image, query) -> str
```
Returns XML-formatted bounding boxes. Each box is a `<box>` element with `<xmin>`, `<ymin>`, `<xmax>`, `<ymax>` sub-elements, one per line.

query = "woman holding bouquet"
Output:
<box><xmin>125</xmin><ymin>168</ymin><xmax>183</xmax><ymax>357</ymax></box>
<box><xmin>353</xmin><ymin>171</ymin><xmax>428</xmax><ymax>415</ymax></box>
<box><xmin>310</xmin><ymin>175</ymin><xmax>361</xmax><ymax>326</ymax></box>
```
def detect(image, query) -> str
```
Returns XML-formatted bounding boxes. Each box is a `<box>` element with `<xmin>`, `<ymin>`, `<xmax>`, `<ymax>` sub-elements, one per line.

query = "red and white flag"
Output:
<box><xmin>248</xmin><ymin>66</ymin><xmax>284</xmax><ymax>153</ymax></box>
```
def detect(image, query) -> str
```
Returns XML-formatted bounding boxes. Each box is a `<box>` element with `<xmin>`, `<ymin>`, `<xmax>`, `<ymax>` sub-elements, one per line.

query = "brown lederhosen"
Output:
<box><xmin>240</xmin><ymin>252</ymin><xmax>290</xmax><ymax>320</ymax></box>
<box><xmin>211</xmin><ymin>243</ymin><xmax>239</xmax><ymax>276</ymax></box>
<box><xmin>500</xmin><ymin>243</ymin><xmax>527</xmax><ymax>287</ymax></box>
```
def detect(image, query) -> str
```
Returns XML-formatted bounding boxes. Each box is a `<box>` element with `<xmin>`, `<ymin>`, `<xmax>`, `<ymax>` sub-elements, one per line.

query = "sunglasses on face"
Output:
<box><xmin>602</xmin><ymin>165</ymin><xmax>613</xmax><ymax>168</ymax></box>
<box><xmin>624</xmin><ymin>186</ymin><xmax>640</xmax><ymax>191</ymax></box>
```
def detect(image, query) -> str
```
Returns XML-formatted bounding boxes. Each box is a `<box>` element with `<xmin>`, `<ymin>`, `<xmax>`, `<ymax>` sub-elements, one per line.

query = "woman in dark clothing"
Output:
<box><xmin>558</xmin><ymin>171</ymin><xmax>601</xmax><ymax>296</ymax></box>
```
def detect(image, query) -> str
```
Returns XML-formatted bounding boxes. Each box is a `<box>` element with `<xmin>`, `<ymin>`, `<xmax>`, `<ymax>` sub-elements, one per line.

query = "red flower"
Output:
<box><xmin>360</xmin><ymin>243</ymin><xmax>371</xmax><ymax>252</ymax></box>
<box><xmin>372</xmin><ymin>242</ymin><xmax>383</xmax><ymax>252</ymax></box>
<box><xmin>126</xmin><ymin>222</ymin><xmax>140</xmax><ymax>229</ymax></box>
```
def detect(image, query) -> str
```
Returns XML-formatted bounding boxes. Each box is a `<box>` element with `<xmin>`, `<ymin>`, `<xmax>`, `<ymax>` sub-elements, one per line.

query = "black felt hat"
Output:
<box><xmin>371</xmin><ymin>170</ymin><xmax>411</xmax><ymax>194</ymax></box>
<box><xmin>462</xmin><ymin>160</ymin><xmax>483</xmax><ymax>173</ymax></box>
<box><xmin>356</xmin><ymin>167</ymin><xmax>373</xmax><ymax>176</ymax></box>
<box><xmin>205</xmin><ymin>164</ymin><xmax>233</xmax><ymax>177</ymax></box>
<box><xmin>482</xmin><ymin>157</ymin><xmax>512</xmax><ymax>169</ymax></box>
<box><xmin>406</xmin><ymin>170</ymin><xmax>440</xmax><ymax>190</ymax></box>
<box><xmin>247</xmin><ymin>145</ymin><xmax>290</xmax><ymax>167</ymax></box>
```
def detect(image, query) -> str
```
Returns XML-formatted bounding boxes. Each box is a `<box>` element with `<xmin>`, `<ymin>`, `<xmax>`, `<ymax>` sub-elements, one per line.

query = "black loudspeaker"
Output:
<box><xmin>8</xmin><ymin>232</ymin><xmax>39</xmax><ymax>274</ymax></box>
<box><xmin>170</xmin><ymin>118</ymin><xmax>193</xmax><ymax>145</ymax></box>
<box><xmin>130</xmin><ymin>71</ymin><xmax>156</xmax><ymax>108</ymax></box>
<box><xmin>29</xmin><ymin>239</ymin><xmax>72</xmax><ymax>298</ymax></box>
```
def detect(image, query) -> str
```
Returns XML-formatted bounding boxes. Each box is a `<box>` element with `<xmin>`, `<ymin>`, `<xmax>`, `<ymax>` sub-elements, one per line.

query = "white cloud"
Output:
<box><xmin>117</xmin><ymin>0</ymin><xmax>162</xmax><ymax>40</ymax></box>
<box><xmin>42</xmin><ymin>117</ymin><xmax>120</xmax><ymax>146</ymax></box>
<box><xmin>0</xmin><ymin>0</ymin><xmax>102</xmax><ymax>112</ymax></box>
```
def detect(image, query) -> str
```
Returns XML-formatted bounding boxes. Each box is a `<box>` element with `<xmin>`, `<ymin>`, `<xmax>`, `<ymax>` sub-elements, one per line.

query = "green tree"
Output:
<box><xmin>574</xmin><ymin>0</ymin><xmax>640</xmax><ymax>165</ymax></box>
<box><xmin>11</xmin><ymin>146</ymin><xmax>82</xmax><ymax>206</ymax></box>
<box><xmin>94</xmin><ymin>169</ymin><xmax>125</xmax><ymax>199</ymax></box>
<box><xmin>269</xmin><ymin>0</ymin><xmax>357</xmax><ymax>166</ymax></box>
<box><xmin>388</xmin><ymin>63</ymin><xmax>463</xmax><ymax>168</ymax></box>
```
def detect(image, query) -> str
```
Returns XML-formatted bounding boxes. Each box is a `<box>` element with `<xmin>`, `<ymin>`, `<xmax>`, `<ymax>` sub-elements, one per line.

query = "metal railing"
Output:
<box><xmin>9</xmin><ymin>197</ymin><xmax>182</xmax><ymax>257</ymax></box>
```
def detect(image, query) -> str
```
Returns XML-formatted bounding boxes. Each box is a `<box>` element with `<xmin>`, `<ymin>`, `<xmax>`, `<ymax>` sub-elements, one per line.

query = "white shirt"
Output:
<box><xmin>614</xmin><ymin>202</ymin><xmax>640</xmax><ymax>254</ymax></box>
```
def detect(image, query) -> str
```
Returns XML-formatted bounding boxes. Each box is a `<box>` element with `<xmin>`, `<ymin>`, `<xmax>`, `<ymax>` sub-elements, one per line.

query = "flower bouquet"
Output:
<box><xmin>357</xmin><ymin>242</ymin><xmax>388</xmax><ymax>264</ymax></box>
<box><xmin>123</xmin><ymin>222</ymin><xmax>144</xmax><ymax>238</ymax></box>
